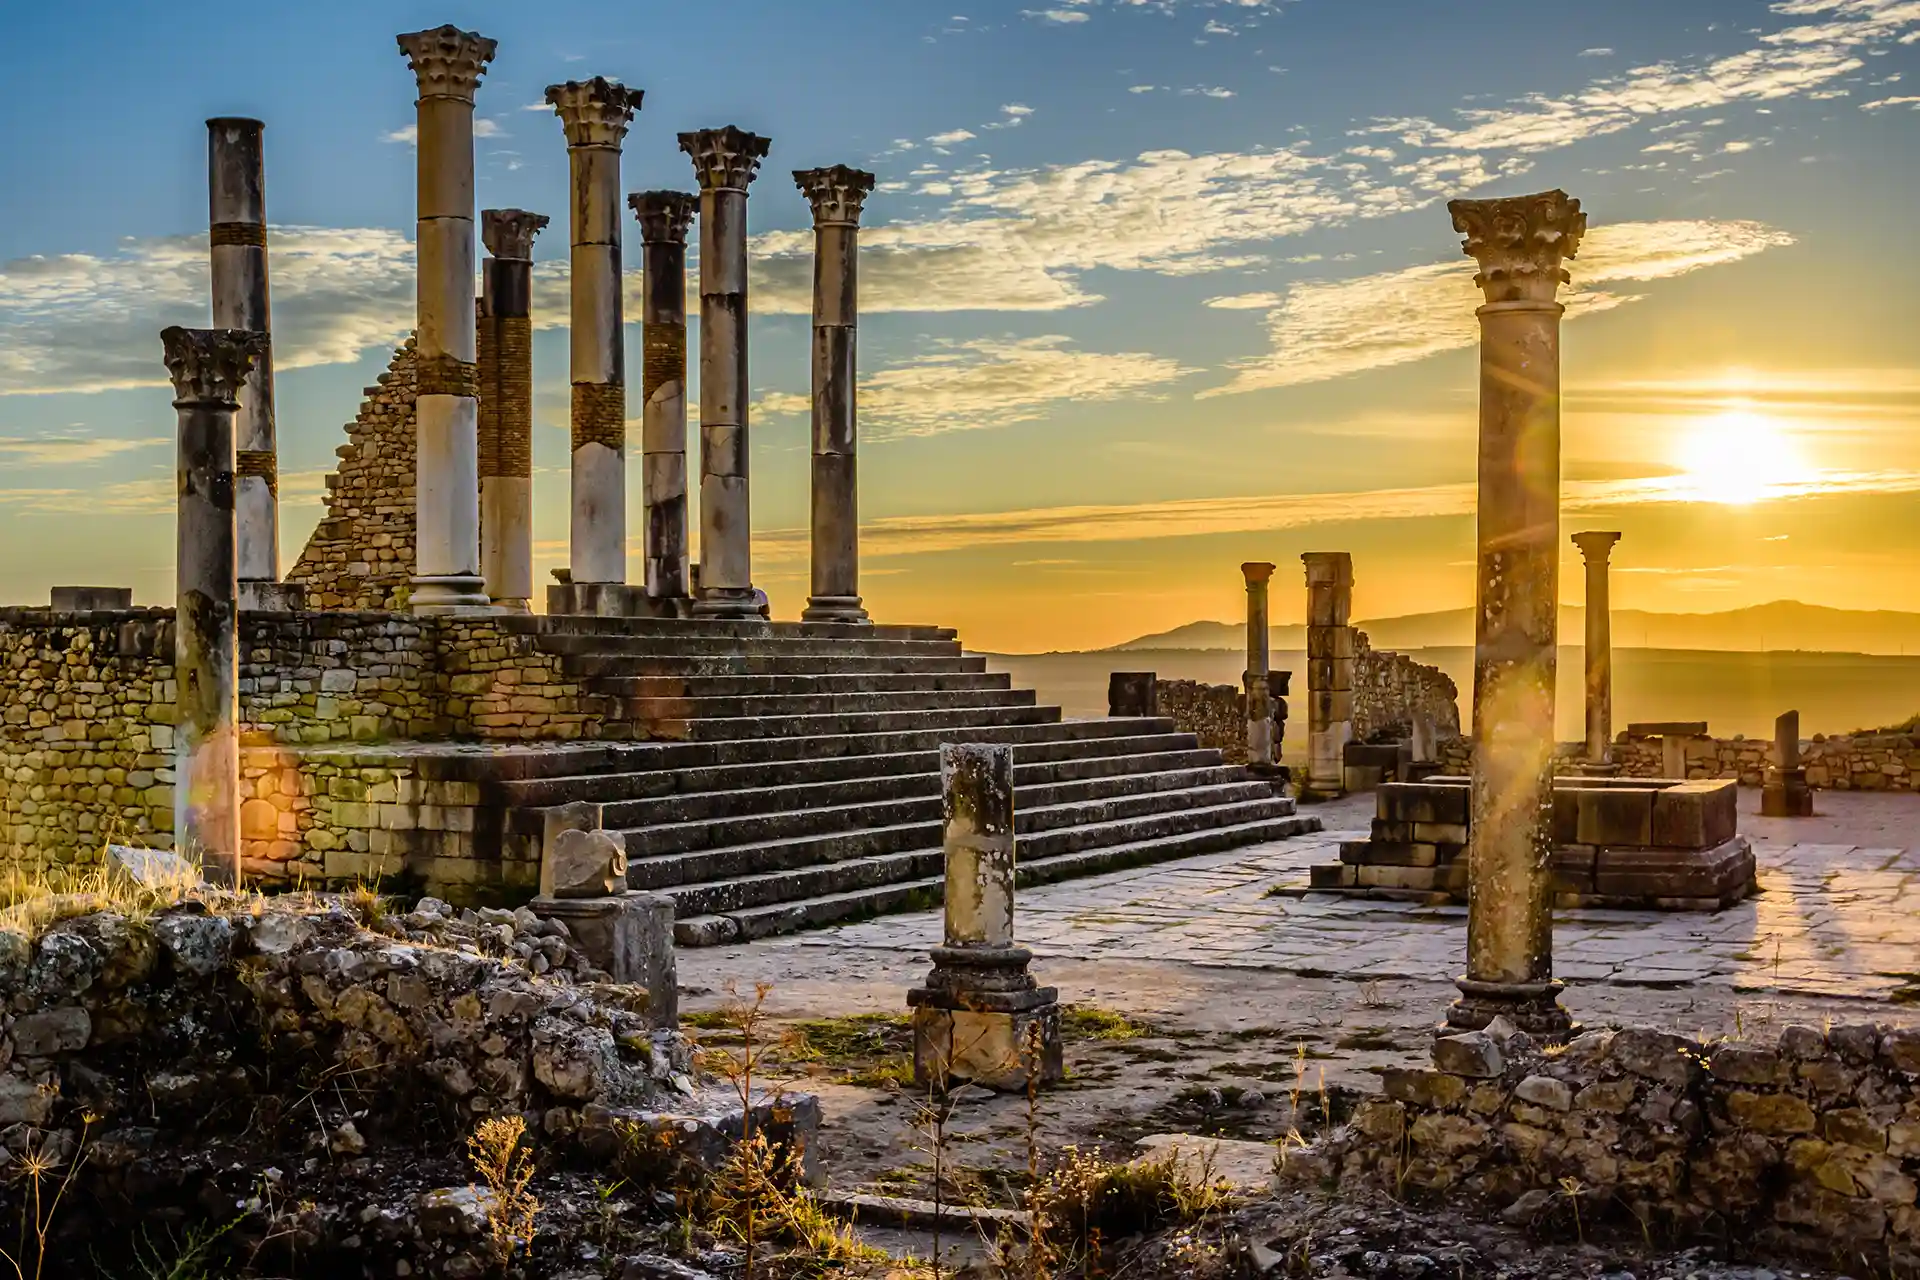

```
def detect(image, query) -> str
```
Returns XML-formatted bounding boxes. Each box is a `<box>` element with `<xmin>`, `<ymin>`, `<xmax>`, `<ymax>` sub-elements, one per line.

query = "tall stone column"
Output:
<box><xmin>549</xmin><ymin>78</ymin><xmax>644</xmax><ymax>590</ymax></box>
<box><xmin>1243</xmin><ymin>562</ymin><xmax>1276</xmax><ymax>768</ymax></box>
<box><xmin>629</xmin><ymin>191</ymin><xmax>697</xmax><ymax>601</ymax></box>
<box><xmin>398</xmin><ymin>25</ymin><xmax>495</xmax><ymax>615</ymax></box>
<box><xmin>163</xmin><ymin>326</ymin><xmax>265</xmax><ymax>885</ymax></box>
<box><xmin>1573</xmin><ymin>531</ymin><xmax>1622</xmax><ymax>771</ymax></box>
<box><xmin>206</xmin><ymin>118</ymin><xmax>282</xmax><ymax>604</ymax></box>
<box><xmin>795</xmin><ymin>165</ymin><xmax>877</xmax><ymax>625</ymax></box>
<box><xmin>1445</xmin><ymin>190</ymin><xmax>1586</xmax><ymax>1038</ymax></box>
<box><xmin>680</xmin><ymin>126</ymin><xmax>772</xmax><ymax>620</ymax></box>
<box><xmin>1302</xmin><ymin>552</ymin><xmax>1355</xmax><ymax>795</ymax></box>
<box><xmin>479</xmin><ymin>209</ymin><xmax>548</xmax><ymax>611</ymax></box>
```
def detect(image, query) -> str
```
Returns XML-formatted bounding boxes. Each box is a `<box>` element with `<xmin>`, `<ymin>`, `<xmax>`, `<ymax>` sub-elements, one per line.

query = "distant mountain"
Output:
<box><xmin>1105</xmin><ymin>601</ymin><xmax>1920</xmax><ymax>657</ymax></box>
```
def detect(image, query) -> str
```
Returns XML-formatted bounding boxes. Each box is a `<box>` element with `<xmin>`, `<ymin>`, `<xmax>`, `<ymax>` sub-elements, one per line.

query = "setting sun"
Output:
<box><xmin>1675</xmin><ymin>407</ymin><xmax>1806</xmax><ymax>505</ymax></box>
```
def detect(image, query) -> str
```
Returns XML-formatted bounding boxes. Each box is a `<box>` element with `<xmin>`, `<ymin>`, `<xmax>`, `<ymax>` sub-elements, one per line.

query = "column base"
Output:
<box><xmin>907</xmin><ymin>946</ymin><xmax>1062</xmax><ymax>1092</ymax></box>
<box><xmin>1444</xmin><ymin>977</ymin><xmax>1574</xmax><ymax>1040</ymax></box>
<box><xmin>409</xmin><ymin>575</ymin><xmax>494</xmax><ymax>616</ymax></box>
<box><xmin>801</xmin><ymin>595</ymin><xmax>870</xmax><ymax>624</ymax></box>
<box><xmin>692</xmin><ymin>587</ymin><xmax>767</xmax><ymax>620</ymax></box>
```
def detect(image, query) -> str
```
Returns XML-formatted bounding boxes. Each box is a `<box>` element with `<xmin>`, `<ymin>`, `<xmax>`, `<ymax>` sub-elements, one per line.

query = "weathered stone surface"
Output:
<box><xmin>1381</xmin><ymin>1067</ymin><xmax>1466</xmax><ymax>1108</ymax></box>
<box><xmin>1611</xmin><ymin>1028</ymin><xmax>1697</xmax><ymax>1087</ymax></box>
<box><xmin>1727</xmin><ymin>1090</ymin><xmax>1816</xmax><ymax>1135</ymax></box>
<box><xmin>1513</xmin><ymin>1074</ymin><xmax>1572</xmax><ymax>1111</ymax></box>
<box><xmin>104</xmin><ymin>846</ymin><xmax>205</xmax><ymax>892</ymax></box>
<box><xmin>11</xmin><ymin>1007</ymin><xmax>90</xmax><ymax>1057</ymax></box>
<box><xmin>1710</xmin><ymin>1044</ymin><xmax>1788</xmax><ymax>1086</ymax></box>
<box><xmin>1432</xmin><ymin>1031</ymin><xmax>1503</xmax><ymax>1078</ymax></box>
<box><xmin>544</xmin><ymin>827</ymin><xmax>628</xmax><ymax>899</ymax></box>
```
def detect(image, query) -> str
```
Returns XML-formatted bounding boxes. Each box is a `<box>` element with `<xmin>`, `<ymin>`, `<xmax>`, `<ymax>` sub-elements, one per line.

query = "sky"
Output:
<box><xmin>4</xmin><ymin>0</ymin><xmax>1920</xmax><ymax>652</ymax></box>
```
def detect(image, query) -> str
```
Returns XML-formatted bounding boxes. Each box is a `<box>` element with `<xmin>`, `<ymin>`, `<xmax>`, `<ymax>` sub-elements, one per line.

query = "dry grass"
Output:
<box><xmin>467</xmin><ymin>1115</ymin><xmax>540</xmax><ymax>1266</ymax></box>
<box><xmin>0</xmin><ymin>854</ymin><xmax>219</xmax><ymax>940</ymax></box>
<box><xmin>1028</xmin><ymin>1143</ymin><xmax>1234</xmax><ymax>1254</ymax></box>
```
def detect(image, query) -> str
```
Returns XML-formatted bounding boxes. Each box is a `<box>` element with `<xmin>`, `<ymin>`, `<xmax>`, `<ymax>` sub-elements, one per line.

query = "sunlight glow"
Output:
<box><xmin>1674</xmin><ymin>408</ymin><xmax>1807</xmax><ymax>505</ymax></box>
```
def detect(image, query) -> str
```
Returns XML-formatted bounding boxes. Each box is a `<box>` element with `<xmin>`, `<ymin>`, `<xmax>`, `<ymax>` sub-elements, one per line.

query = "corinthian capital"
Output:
<box><xmin>1448</xmin><ymin>189</ymin><xmax>1586</xmax><ymax>305</ymax></box>
<box><xmin>481</xmin><ymin>209</ymin><xmax>550</xmax><ymax>261</ymax></box>
<box><xmin>546</xmin><ymin>77</ymin><xmax>644</xmax><ymax>148</ymax></box>
<box><xmin>397</xmin><ymin>25</ymin><xmax>497</xmax><ymax>104</ymax></box>
<box><xmin>794</xmin><ymin>165</ymin><xmax>877</xmax><ymax>227</ymax></box>
<box><xmin>627</xmin><ymin>191</ymin><xmax>697</xmax><ymax>245</ymax></box>
<box><xmin>161</xmin><ymin>327</ymin><xmax>267</xmax><ymax>407</ymax></box>
<box><xmin>1571</xmin><ymin>530</ymin><xmax>1622</xmax><ymax>564</ymax></box>
<box><xmin>678</xmin><ymin>127</ymin><xmax>772</xmax><ymax>193</ymax></box>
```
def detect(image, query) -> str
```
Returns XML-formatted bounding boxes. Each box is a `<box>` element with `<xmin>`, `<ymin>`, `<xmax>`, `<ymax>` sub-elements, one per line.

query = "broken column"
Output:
<box><xmin>1302</xmin><ymin>552</ymin><xmax>1355</xmax><ymax>795</ymax></box>
<box><xmin>796</xmin><ymin>165</ymin><xmax>877</xmax><ymax>624</ymax></box>
<box><xmin>1572</xmin><ymin>531</ymin><xmax>1622</xmax><ymax>774</ymax></box>
<box><xmin>1763</xmin><ymin>709</ymin><xmax>1815</xmax><ymax>817</ymax></box>
<box><xmin>549</xmin><ymin>78</ymin><xmax>645</xmax><ymax>596</ymax></box>
<box><xmin>398</xmin><ymin>25</ymin><xmax>496</xmax><ymax>615</ymax></box>
<box><xmin>909</xmin><ymin>744</ymin><xmax>1063</xmax><ymax>1091</ymax></box>
<box><xmin>1444</xmin><ymin>190</ymin><xmax>1586</xmax><ymax>1038</ymax></box>
<box><xmin>163</xmin><ymin>326</ymin><xmax>266</xmax><ymax>885</ymax></box>
<box><xmin>529</xmin><ymin>801</ymin><xmax>676</xmax><ymax>1025</ymax></box>
<box><xmin>478</xmin><ymin>209</ymin><xmax>548</xmax><ymax>611</ymax></box>
<box><xmin>630</xmin><ymin>191</ymin><xmax>697</xmax><ymax>602</ymax></box>
<box><xmin>207</xmin><ymin>117</ymin><xmax>294</xmax><ymax>612</ymax></box>
<box><xmin>680</xmin><ymin>127</ymin><xmax>772</xmax><ymax>619</ymax></box>
<box><xmin>1243</xmin><ymin>562</ymin><xmax>1277</xmax><ymax>769</ymax></box>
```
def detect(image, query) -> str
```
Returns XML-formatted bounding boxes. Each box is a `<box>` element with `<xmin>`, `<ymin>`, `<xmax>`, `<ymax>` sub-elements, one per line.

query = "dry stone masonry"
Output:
<box><xmin>478</xmin><ymin>209</ymin><xmax>547</xmax><ymax>612</ymax></box>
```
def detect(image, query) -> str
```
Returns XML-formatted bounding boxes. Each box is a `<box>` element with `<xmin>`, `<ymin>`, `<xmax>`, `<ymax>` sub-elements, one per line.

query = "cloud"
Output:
<box><xmin>1579</xmin><ymin>47</ymin><xmax>1615</xmax><ymax>57</ymax></box>
<box><xmin>1180</xmin><ymin>86</ymin><xmax>1236</xmax><ymax>98</ymax></box>
<box><xmin>1023</xmin><ymin>7</ymin><xmax>1091</xmax><ymax>21</ymax></box>
<box><xmin>1369</xmin><ymin>0</ymin><xmax>1920</xmax><ymax>154</ymax></box>
<box><xmin>0</xmin><ymin>435</ymin><xmax>165</xmax><ymax>465</ymax></box>
<box><xmin>755</xmin><ymin>335</ymin><xmax>1197</xmax><ymax>439</ymax></box>
<box><xmin>1203</xmin><ymin>292</ymin><xmax>1283</xmax><ymax>309</ymax></box>
<box><xmin>984</xmin><ymin>104</ymin><xmax>1035</xmax><ymax>130</ymax></box>
<box><xmin>1863</xmin><ymin>94</ymin><xmax>1920</xmax><ymax>107</ymax></box>
<box><xmin>1205</xmin><ymin>219</ymin><xmax>1795</xmax><ymax>396</ymax></box>
<box><xmin>927</xmin><ymin>128</ymin><xmax>978</xmax><ymax>146</ymax></box>
<box><xmin>384</xmin><ymin>119</ymin><xmax>504</xmax><ymax>145</ymax></box>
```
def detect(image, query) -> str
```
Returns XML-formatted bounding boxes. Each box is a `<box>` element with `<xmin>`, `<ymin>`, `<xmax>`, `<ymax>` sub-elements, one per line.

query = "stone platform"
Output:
<box><xmin>1307</xmin><ymin>774</ymin><xmax>1755</xmax><ymax>910</ymax></box>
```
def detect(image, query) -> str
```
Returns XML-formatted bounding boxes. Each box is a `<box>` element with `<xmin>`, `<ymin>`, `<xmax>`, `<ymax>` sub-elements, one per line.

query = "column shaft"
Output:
<box><xmin>1574</xmin><ymin>532</ymin><xmax>1621</xmax><ymax>768</ymax></box>
<box><xmin>207</xmin><ymin>118</ymin><xmax>278</xmax><ymax>588</ymax></box>
<box><xmin>1243</xmin><ymin>562</ymin><xmax>1276</xmax><ymax>767</ymax></box>
<box><xmin>1302</xmin><ymin>552</ymin><xmax>1354</xmax><ymax>793</ymax></box>
<box><xmin>479</xmin><ymin>210</ymin><xmax>546</xmax><ymax>610</ymax></box>
<box><xmin>399</xmin><ymin>26</ymin><xmax>495</xmax><ymax>615</ymax></box>
<box><xmin>631</xmin><ymin>192</ymin><xmax>696</xmax><ymax>600</ymax></box>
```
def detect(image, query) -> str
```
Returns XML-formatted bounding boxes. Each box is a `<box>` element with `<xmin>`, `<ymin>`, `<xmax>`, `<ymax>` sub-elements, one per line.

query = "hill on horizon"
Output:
<box><xmin>1099</xmin><ymin>601</ymin><xmax>1920</xmax><ymax>657</ymax></box>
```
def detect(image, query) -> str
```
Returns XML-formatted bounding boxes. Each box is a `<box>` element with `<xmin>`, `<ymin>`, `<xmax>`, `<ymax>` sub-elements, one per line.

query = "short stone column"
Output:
<box><xmin>629</xmin><ymin>191</ymin><xmax>697</xmax><ymax>601</ymax></box>
<box><xmin>549</xmin><ymin>78</ymin><xmax>644</xmax><ymax>590</ymax></box>
<box><xmin>1445</xmin><ymin>190</ymin><xmax>1586</xmax><ymax>1038</ymax></box>
<box><xmin>909</xmin><ymin>744</ymin><xmax>1063</xmax><ymax>1092</ymax></box>
<box><xmin>398</xmin><ymin>25</ymin><xmax>496</xmax><ymax>615</ymax></box>
<box><xmin>1572</xmin><ymin>531</ymin><xmax>1622</xmax><ymax>773</ymax></box>
<box><xmin>528</xmin><ymin>800</ymin><xmax>678</xmax><ymax>1025</ymax></box>
<box><xmin>680</xmin><ymin>127</ymin><xmax>772</xmax><ymax>620</ymax></box>
<box><xmin>795</xmin><ymin>165</ymin><xmax>877</xmax><ymax>624</ymax></box>
<box><xmin>1763</xmin><ymin>709</ymin><xmax>1815</xmax><ymax>817</ymax></box>
<box><xmin>207</xmin><ymin>117</ymin><xmax>289</xmax><ymax>609</ymax></box>
<box><xmin>1243</xmin><ymin>562</ymin><xmax>1277</xmax><ymax>769</ymax></box>
<box><xmin>163</xmin><ymin>326</ymin><xmax>266</xmax><ymax>886</ymax></box>
<box><xmin>479</xmin><ymin>209</ymin><xmax>548</xmax><ymax>611</ymax></box>
<box><xmin>1302</xmin><ymin>552</ymin><xmax>1355</xmax><ymax>795</ymax></box>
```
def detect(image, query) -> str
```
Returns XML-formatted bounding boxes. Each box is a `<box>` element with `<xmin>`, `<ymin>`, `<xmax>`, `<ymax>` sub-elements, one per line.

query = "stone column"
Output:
<box><xmin>629</xmin><ymin>191</ymin><xmax>697</xmax><ymax>601</ymax></box>
<box><xmin>908</xmin><ymin>744</ymin><xmax>1062</xmax><ymax>1091</ymax></box>
<box><xmin>1243</xmin><ymin>562</ymin><xmax>1276</xmax><ymax>768</ymax></box>
<box><xmin>680</xmin><ymin>127</ymin><xmax>772</xmax><ymax>619</ymax></box>
<box><xmin>1302</xmin><ymin>552</ymin><xmax>1355</xmax><ymax>794</ymax></box>
<box><xmin>795</xmin><ymin>166</ymin><xmax>877</xmax><ymax>625</ymax></box>
<box><xmin>206</xmin><ymin>118</ymin><xmax>283</xmax><ymax>605</ymax></box>
<box><xmin>1572</xmin><ymin>531</ymin><xmax>1621</xmax><ymax>772</ymax></box>
<box><xmin>163</xmin><ymin>326</ymin><xmax>265</xmax><ymax>885</ymax></box>
<box><xmin>478</xmin><ymin>209</ymin><xmax>548</xmax><ymax>611</ymax></box>
<box><xmin>1763</xmin><ymin>709</ymin><xmax>1815</xmax><ymax>816</ymax></box>
<box><xmin>1445</xmin><ymin>190</ymin><xmax>1586</xmax><ymax>1038</ymax></box>
<box><xmin>549</xmin><ymin>78</ymin><xmax>644</xmax><ymax>590</ymax></box>
<box><xmin>398</xmin><ymin>25</ymin><xmax>496</xmax><ymax>615</ymax></box>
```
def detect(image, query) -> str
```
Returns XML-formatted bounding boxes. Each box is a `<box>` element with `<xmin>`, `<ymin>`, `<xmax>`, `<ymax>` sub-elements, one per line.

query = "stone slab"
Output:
<box><xmin>531</xmin><ymin>892</ymin><xmax>677</xmax><ymax>1026</ymax></box>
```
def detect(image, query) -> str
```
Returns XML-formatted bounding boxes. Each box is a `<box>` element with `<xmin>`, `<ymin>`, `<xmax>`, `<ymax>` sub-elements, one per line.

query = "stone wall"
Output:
<box><xmin>1312</xmin><ymin>1020</ymin><xmax>1920</xmax><ymax>1271</ymax></box>
<box><xmin>1352</xmin><ymin>630</ymin><xmax>1461</xmax><ymax>744</ymax></box>
<box><xmin>287</xmin><ymin>338</ymin><xmax>419</xmax><ymax>611</ymax></box>
<box><xmin>1158</xmin><ymin>678</ymin><xmax>1291</xmax><ymax>766</ymax></box>
<box><xmin>1434</xmin><ymin>730</ymin><xmax>1920</xmax><ymax>792</ymax></box>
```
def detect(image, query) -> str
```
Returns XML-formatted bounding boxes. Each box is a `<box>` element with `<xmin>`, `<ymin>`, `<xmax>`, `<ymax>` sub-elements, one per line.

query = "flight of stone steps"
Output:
<box><xmin>500</xmin><ymin>617</ymin><xmax>1322</xmax><ymax>945</ymax></box>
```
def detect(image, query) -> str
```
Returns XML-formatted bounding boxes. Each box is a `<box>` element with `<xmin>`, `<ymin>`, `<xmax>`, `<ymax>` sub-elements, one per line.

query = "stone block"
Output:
<box><xmin>1411</xmin><ymin>821</ymin><xmax>1468</xmax><ymax>845</ymax></box>
<box><xmin>104</xmin><ymin>845</ymin><xmax>205</xmax><ymax>893</ymax></box>
<box><xmin>912</xmin><ymin>1000</ymin><xmax>1062</xmax><ymax>1093</ymax></box>
<box><xmin>1574</xmin><ymin>786</ymin><xmax>1655</xmax><ymax>847</ymax></box>
<box><xmin>1342</xmin><ymin>841</ymin><xmax>1439</xmax><ymax>868</ymax></box>
<box><xmin>530</xmin><ymin>892</ymin><xmax>677</xmax><ymax>1026</ymax></box>
<box><xmin>1627</xmin><ymin>721</ymin><xmax>1709</xmax><ymax>738</ymax></box>
<box><xmin>1305</xmin><ymin>627</ymin><xmax>1356</xmax><ymax>660</ymax></box>
<box><xmin>1378</xmin><ymin>781</ymin><xmax>1468</xmax><ymax>826</ymax></box>
<box><xmin>1593</xmin><ymin>836</ymin><xmax>1755</xmax><ymax>905</ymax></box>
<box><xmin>542</xmin><ymin>828</ymin><xmax>628</xmax><ymax>899</ymax></box>
<box><xmin>1356</xmin><ymin>864</ymin><xmax>1440</xmax><ymax>890</ymax></box>
<box><xmin>1308</xmin><ymin>863</ymin><xmax>1356</xmax><ymax>888</ymax></box>
<box><xmin>1306</xmin><ymin>688</ymin><xmax>1354</xmax><ymax>723</ymax></box>
<box><xmin>1106</xmin><ymin>672</ymin><xmax>1158</xmax><ymax>718</ymax></box>
<box><xmin>50</xmin><ymin>587</ymin><xmax>132</xmax><ymax>611</ymax></box>
<box><xmin>12</xmin><ymin>1006</ymin><xmax>90</xmax><ymax>1056</ymax></box>
<box><xmin>1650</xmin><ymin>780</ymin><xmax>1738</xmax><ymax>849</ymax></box>
<box><xmin>1433</xmin><ymin>1031</ymin><xmax>1503</xmax><ymax>1078</ymax></box>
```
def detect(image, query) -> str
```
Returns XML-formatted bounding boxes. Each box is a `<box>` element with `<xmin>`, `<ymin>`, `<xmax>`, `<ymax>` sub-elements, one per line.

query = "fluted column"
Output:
<box><xmin>398</xmin><ymin>25</ymin><xmax>495</xmax><ymax>615</ymax></box>
<box><xmin>549</xmin><ymin>78</ymin><xmax>644</xmax><ymax>589</ymax></box>
<box><xmin>164</xmin><ymin>326</ymin><xmax>265</xmax><ymax>885</ymax></box>
<box><xmin>796</xmin><ymin>165</ymin><xmax>877</xmax><ymax>624</ymax></box>
<box><xmin>479</xmin><ymin>209</ymin><xmax>548</xmax><ymax>611</ymax></box>
<box><xmin>1242</xmin><ymin>562</ymin><xmax>1276</xmax><ymax>767</ymax></box>
<box><xmin>1446</xmin><ymin>190</ymin><xmax>1586</xmax><ymax>1038</ymax></box>
<box><xmin>1573</xmin><ymin>531</ymin><xmax>1621</xmax><ymax>771</ymax></box>
<box><xmin>1302</xmin><ymin>552</ymin><xmax>1354</xmax><ymax>794</ymax></box>
<box><xmin>207</xmin><ymin>118</ymin><xmax>280</xmax><ymax>596</ymax></box>
<box><xmin>629</xmin><ymin>191</ymin><xmax>696</xmax><ymax>600</ymax></box>
<box><xmin>680</xmin><ymin>126</ymin><xmax>771</xmax><ymax>619</ymax></box>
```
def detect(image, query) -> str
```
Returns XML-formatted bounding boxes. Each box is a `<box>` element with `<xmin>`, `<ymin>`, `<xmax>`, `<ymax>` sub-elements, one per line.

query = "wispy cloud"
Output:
<box><xmin>927</xmin><ymin>128</ymin><xmax>978</xmax><ymax>147</ymax></box>
<box><xmin>384</xmin><ymin>119</ymin><xmax>504</xmax><ymax>145</ymax></box>
<box><xmin>1863</xmin><ymin>94</ymin><xmax>1920</xmax><ymax>108</ymax></box>
<box><xmin>0</xmin><ymin>435</ymin><xmax>165</xmax><ymax>465</ymax></box>
<box><xmin>1205</xmin><ymin>219</ymin><xmax>1795</xmax><ymax>396</ymax></box>
<box><xmin>1023</xmin><ymin>6</ymin><xmax>1091</xmax><ymax>22</ymax></box>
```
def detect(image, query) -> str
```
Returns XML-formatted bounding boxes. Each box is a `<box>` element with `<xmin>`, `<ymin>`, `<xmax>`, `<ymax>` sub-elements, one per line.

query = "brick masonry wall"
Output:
<box><xmin>1352</xmin><ymin>630</ymin><xmax>1462</xmax><ymax>743</ymax></box>
<box><xmin>1435</xmin><ymin>730</ymin><xmax>1918</xmax><ymax>790</ymax></box>
<box><xmin>1312</xmin><ymin>1021</ymin><xmax>1920</xmax><ymax>1269</ymax></box>
<box><xmin>1158</xmin><ymin>679</ymin><xmax>1257</xmax><ymax>764</ymax></box>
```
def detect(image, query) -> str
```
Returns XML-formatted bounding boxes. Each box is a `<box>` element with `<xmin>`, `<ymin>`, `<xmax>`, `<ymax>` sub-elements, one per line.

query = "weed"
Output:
<box><xmin>466</xmin><ymin>1115</ymin><xmax>540</xmax><ymax>1268</ymax></box>
<box><xmin>1558</xmin><ymin>1176</ymin><xmax>1587</xmax><ymax>1245</ymax></box>
<box><xmin>1029</xmin><ymin>1144</ymin><xmax>1232</xmax><ymax>1256</ymax></box>
<box><xmin>1</xmin><ymin>1113</ymin><xmax>92</xmax><ymax>1280</ymax></box>
<box><xmin>1060</xmin><ymin>1004</ymin><xmax>1152</xmax><ymax>1041</ymax></box>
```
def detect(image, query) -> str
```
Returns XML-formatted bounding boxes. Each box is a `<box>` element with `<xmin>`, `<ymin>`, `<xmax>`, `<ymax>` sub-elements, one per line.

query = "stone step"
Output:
<box><xmin>585</xmin><ymin>671</ymin><xmax>1015</xmax><ymax>698</ymax></box>
<box><xmin>594</xmin><ymin>687</ymin><xmax>1040</xmax><ymax>723</ymax></box>
<box><xmin>558</xmin><ymin>652</ymin><xmax>992</xmax><ymax>679</ymax></box>
<box><xmin>644</xmin><ymin>791</ymin><xmax>1299</xmax><ymax>914</ymax></box>
<box><xmin>537</xmin><ymin>634</ymin><xmax>966</xmax><ymax>659</ymax></box>
<box><xmin>620</xmin><ymin>775</ymin><xmax>1275</xmax><ymax>862</ymax></box>
<box><xmin>617</xmin><ymin>702</ymin><xmax>1062</xmax><ymax>743</ymax></box>
<box><xmin>495</xmin><ymin>735</ymin><xmax>1212</xmax><ymax>810</ymax></box>
<box><xmin>534</xmin><ymin>616</ymin><xmax>956</xmax><ymax>642</ymax></box>
<box><xmin>672</xmin><ymin>810</ymin><xmax>1323</xmax><ymax>945</ymax></box>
